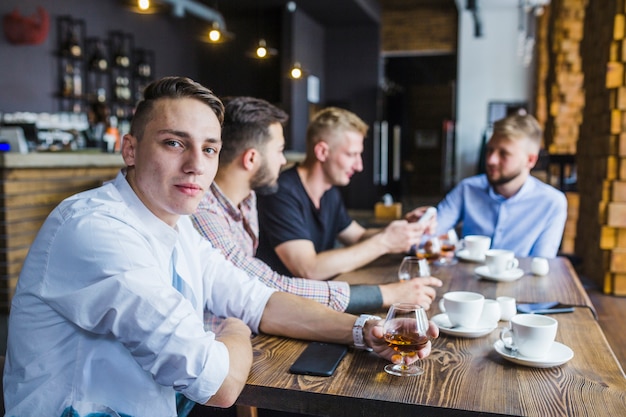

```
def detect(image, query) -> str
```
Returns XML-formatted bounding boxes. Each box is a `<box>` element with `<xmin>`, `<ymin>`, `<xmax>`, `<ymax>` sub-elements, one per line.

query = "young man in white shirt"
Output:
<box><xmin>3</xmin><ymin>77</ymin><xmax>438</xmax><ymax>417</ymax></box>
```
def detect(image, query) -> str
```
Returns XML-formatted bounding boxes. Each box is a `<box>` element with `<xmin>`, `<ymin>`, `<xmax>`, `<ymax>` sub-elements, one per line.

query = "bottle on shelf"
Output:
<box><xmin>114</xmin><ymin>39</ymin><xmax>130</xmax><ymax>68</ymax></box>
<box><xmin>72</xmin><ymin>61</ymin><xmax>82</xmax><ymax>97</ymax></box>
<box><xmin>63</xmin><ymin>24</ymin><xmax>82</xmax><ymax>58</ymax></box>
<box><xmin>62</xmin><ymin>63</ymin><xmax>74</xmax><ymax>97</ymax></box>
<box><xmin>90</xmin><ymin>40</ymin><xmax>108</xmax><ymax>71</ymax></box>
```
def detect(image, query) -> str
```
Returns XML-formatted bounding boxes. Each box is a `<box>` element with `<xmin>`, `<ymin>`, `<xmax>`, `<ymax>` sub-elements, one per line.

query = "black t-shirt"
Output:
<box><xmin>256</xmin><ymin>166</ymin><xmax>353</xmax><ymax>277</ymax></box>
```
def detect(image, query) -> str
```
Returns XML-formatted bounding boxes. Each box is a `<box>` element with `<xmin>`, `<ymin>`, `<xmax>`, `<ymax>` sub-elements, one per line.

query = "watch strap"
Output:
<box><xmin>352</xmin><ymin>314</ymin><xmax>381</xmax><ymax>350</ymax></box>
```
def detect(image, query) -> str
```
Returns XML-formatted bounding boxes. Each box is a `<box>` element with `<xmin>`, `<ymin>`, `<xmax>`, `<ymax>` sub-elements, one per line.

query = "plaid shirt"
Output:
<box><xmin>192</xmin><ymin>183</ymin><xmax>351</xmax><ymax>322</ymax></box>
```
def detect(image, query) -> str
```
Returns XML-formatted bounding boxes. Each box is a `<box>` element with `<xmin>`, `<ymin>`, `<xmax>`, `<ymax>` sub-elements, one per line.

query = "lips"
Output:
<box><xmin>175</xmin><ymin>183</ymin><xmax>202</xmax><ymax>197</ymax></box>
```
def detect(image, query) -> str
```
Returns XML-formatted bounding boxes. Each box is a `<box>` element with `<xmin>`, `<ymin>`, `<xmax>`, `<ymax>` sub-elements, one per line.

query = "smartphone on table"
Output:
<box><xmin>289</xmin><ymin>342</ymin><xmax>348</xmax><ymax>377</ymax></box>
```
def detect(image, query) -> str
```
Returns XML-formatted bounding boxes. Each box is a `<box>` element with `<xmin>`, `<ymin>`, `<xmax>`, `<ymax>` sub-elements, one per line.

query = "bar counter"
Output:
<box><xmin>0</xmin><ymin>151</ymin><xmax>124</xmax><ymax>312</ymax></box>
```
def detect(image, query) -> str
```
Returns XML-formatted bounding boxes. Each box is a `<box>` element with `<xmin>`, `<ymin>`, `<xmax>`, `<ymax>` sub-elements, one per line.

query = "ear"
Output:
<box><xmin>527</xmin><ymin>152</ymin><xmax>539</xmax><ymax>170</ymax></box>
<box><xmin>313</xmin><ymin>141</ymin><xmax>329</xmax><ymax>162</ymax></box>
<box><xmin>241</xmin><ymin>148</ymin><xmax>258</xmax><ymax>172</ymax></box>
<box><xmin>121</xmin><ymin>134</ymin><xmax>136</xmax><ymax>167</ymax></box>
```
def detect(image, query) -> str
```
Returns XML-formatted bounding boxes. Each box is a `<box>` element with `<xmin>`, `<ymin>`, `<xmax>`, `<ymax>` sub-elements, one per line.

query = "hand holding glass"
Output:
<box><xmin>398</xmin><ymin>256</ymin><xmax>430</xmax><ymax>281</ymax></box>
<box><xmin>383</xmin><ymin>303</ymin><xmax>431</xmax><ymax>376</ymax></box>
<box><xmin>437</xmin><ymin>229</ymin><xmax>459</xmax><ymax>266</ymax></box>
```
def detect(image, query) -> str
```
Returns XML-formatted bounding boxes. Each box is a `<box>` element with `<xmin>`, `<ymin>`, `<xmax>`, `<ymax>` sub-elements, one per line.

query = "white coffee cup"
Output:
<box><xmin>485</xmin><ymin>249</ymin><xmax>519</xmax><ymax>275</ymax></box>
<box><xmin>497</xmin><ymin>296</ymin><xmax>517</xmax><ymax>321</ymax></box>
<box><xmin>462</xmin><ymin>235</ymin><xmax>491</xmax><ymax>259</ymax></box>
<box><xmin>479</xmin><ymin>299</ymin><xmax>502</xmax><ymax>327</ymax></box>
<box><xmin>531</xmin><ymin>257</ymin><xmax>550</xmax><ymax>276</ymax></box>
<box><xmin>500</xmin><ymin>314</ymin><xmax>558</xmax><ymax>358</ymax></box>
<box><xmin>440</xmin><ymin>291</ymin><xmax>485</xmax><ymax>328</ymax></box>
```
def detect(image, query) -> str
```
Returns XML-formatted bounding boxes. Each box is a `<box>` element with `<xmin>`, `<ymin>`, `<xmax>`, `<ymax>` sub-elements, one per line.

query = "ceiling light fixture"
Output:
<box><xmin>254</xmin><ymin>39</ymin><xmax>277</xmax><ymax>58</ymax></box>
<box><xmin>289</xmin><ymin>62</ymin><xmax>304</xmax><ymax>79</ymax></box>
<box><xmin>128</xmin><ymin>0</ymin><xmax>232</xmax><ymax>42</ymax></box>
<box><xmin>137</xmin><ymin>0</ymin><xmax>150</xmax><ymax>12</ymax></box>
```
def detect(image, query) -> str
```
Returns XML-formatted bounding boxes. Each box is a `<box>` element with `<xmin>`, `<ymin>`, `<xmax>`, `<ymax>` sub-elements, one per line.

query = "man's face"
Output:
<box><xmin>484</xmin><ymin>133</ymin><xmax>533</xmax><ymax>186</ymax></box>
<box><xmin>122</xmin><ymin>98</ymin><xmax>222</xmax><ymax>226</ymax></box>
<box><xmin>251</xmin><ymin>122</ymin><xmax>287</xmax><ymax>195</ymax></box>
<box><xmin>322</xmin><ymin>129</ymin><xmax>364</xmax><ymax>186</ymax></box>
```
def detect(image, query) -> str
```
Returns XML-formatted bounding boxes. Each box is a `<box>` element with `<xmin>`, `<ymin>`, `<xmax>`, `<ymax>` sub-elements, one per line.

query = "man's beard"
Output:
<box><xmin>487</xmin><ymin>168</ymin><xmax>523</xmax><ymax>186</ymax></box>
<box><xmin>251</xmin><ymin>162</ymin><xmax>279</xmax><ymax>196</ymax></box>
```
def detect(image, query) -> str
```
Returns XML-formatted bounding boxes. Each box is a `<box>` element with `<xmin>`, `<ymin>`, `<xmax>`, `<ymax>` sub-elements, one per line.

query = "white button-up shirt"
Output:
<box><xmin>4</xmin><ymin>171</ymin><xmax>275</xmax><ymax>417</ymax></box>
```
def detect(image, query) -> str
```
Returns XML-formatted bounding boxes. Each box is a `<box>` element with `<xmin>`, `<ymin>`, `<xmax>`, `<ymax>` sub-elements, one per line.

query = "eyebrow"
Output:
<box><xmin>157</xmin><ymin>129</ymin><xmax>221</xmax><ymax>144</ymax></box>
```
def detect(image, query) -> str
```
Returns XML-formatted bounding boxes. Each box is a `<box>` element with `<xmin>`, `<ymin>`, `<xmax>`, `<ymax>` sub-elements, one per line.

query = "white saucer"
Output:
<box><xmin>475</xmin><ymin>265</ymin><xmax>525</xmax><ymax>282</ymax></box>
<box><xmin>432</xmin><ymin>313</ymin><xmax>497</xmax><ymax>338</ymax></box>
<box><xmin>494</xmin><ymin>338</ymin><xmax>574</xmax><ymax>368</ymax></box>
<box><xmin>456</xmin><ymin>249</ymin><xmax>485</xmax><ymax>263</ymax></box>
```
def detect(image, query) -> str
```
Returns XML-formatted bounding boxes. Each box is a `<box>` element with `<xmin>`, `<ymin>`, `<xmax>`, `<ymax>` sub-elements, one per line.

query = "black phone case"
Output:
<box><xmin>289</xmin><ymin>342</ymin><xmax>348</xmax><ymax>377</ymax></box>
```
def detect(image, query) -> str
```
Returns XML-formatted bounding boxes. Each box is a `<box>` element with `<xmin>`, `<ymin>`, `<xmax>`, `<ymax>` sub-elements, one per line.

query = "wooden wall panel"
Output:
<box><xmin>381</xmin><ymin>2</ymin><xmax>457</xmax><ymax>54</ymax></box>
<box><xmin>0</xmin><ymin>166</ymin><xmax>119</xmax><ymax>313</ymax></box>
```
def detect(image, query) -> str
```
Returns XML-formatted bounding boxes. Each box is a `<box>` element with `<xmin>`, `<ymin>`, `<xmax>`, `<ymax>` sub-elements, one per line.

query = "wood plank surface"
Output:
<box><xmin>236</xmin><ymin>255</ymin><xmax>626</xmax><ymax>416</ymax></box>
<box><xmin>240</xmin><ymin>309</ymin><xmax>625</xmax><ymax>416</ymax></box>
<box><xmin>337</xmin><ymin>255</ymin><xmax>595</xmax><ymax>314</ymax></box>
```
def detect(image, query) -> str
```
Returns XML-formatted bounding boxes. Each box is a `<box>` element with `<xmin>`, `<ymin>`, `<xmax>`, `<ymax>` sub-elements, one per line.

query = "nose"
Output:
<box><xmin>485</xmin><ymin>150</ymin><xmax>498</xmax><ymax>166</ymax></box>
<box><xmin>280</xmin><ymin>152</ymin><xmax>287</xmax><ymax>166</ymax></box>
<box><xmin>354</xmin><ymin>154</ymin><xmax>363</xmax><ymax>172</ymax></box>
<box><xmin>183</xmin><ymin>147</ymin><xmax>205</xmax><ymax>175</ymax></box>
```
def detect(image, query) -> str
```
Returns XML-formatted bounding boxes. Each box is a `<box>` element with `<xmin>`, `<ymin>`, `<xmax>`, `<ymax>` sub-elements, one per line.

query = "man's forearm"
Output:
<box><xmin>259</xmin><ymin>292</ymin><xmax>356</xmax><ymax>344</ymax></box>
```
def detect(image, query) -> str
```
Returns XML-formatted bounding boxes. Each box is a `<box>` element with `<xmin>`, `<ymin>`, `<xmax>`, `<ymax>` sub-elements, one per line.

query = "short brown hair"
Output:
<box><xmin>219</xmin><ymin>96</ymin><xmax>289</xmax><ymax>165</ymax></box>
<box><xmin>130</xmin><ymin>76</ymin><xmax>224</xmax><ymax>140</ymax></box>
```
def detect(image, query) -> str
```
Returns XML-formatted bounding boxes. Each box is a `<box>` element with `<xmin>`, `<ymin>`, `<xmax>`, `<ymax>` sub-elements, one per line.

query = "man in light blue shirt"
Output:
<box><xmin>409</xmin><ymin>113</ymin><xmax>567</xmax><ymax>258</ymax></box>
<box><xmin>4</xmin><ymin>77</ymin><xmax>438</xmax><ymax>417</ymax></box>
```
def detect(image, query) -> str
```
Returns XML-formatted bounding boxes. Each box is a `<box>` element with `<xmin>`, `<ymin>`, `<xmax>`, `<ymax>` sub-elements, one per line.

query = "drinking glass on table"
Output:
<box><xmin>436</xmin><ymin>229</ymin><xmax>459</xmax><ymax>266</ymax></box>
<box><xmin>398</xmin><ymin>256</ymin><xmax>431</xmax><ymax>281</ymax></box>
<box><xmin>383</xmin><ymin>303</ymin><xmax>431</xmax><ymax>376</ymax></box>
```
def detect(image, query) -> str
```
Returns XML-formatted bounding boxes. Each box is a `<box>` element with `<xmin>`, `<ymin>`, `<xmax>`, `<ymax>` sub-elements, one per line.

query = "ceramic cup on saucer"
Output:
<box><xmin>497</xmin><ymin>296</ymin><xmax>517</xmax><ymax>321</ymax></box>
<box><xmin>500</xmin><ymin>314</ymin><xmax>558</xmax><ymax>359</ymax></box>
<box><xmin>462</xmin><ymin>235</ymin><xmax>491</xmax><ymax>260</ymax></box>
<box><xmin>440</xmin><ymin>291</ymin><xmax>485</xmax><ymax>328</ymax></box>
<box><xmin>485</xmin><ymin>249</ymin><xmax>519</xmax><ymax>275</ymax></box>
<box><xmin>531</xmin><ymin>257</ymin><xmax>550</xmax><ymax>276</ymax></box>
<box><xmin>479</xmin><ymin>299</ymin><xmax>502</xmax><ymax>327</ymax></box>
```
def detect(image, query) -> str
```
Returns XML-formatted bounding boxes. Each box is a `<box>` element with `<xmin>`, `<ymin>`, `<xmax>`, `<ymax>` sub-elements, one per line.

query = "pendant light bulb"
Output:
<box><xmin>137</xmin><ymin>0</ymin><xmax>151</xmax><ymax>11</ymax></box>
<box><xmin>256</xmin><ymin>39</ymin><xmax>268</xmax><ymax>58</ymax></box>
<box><xmin>290</xmin><ymin>62</ymin><xmax>303</xmax><ymax>79</ymax></box>
<box><xmin>208</xmin><ymin>22</ymin><xmax>222</xmax><ymax>42</ymax></box>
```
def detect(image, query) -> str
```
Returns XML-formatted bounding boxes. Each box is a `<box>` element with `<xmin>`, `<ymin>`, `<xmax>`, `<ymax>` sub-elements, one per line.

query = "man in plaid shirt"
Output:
<box><xmin>192</xmin><ymin>97</ymin><xmax>441</xmax><ymax>316</ymax></box>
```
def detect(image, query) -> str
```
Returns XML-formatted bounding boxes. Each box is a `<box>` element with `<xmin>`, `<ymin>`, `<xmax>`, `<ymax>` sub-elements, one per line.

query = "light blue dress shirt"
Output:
<box><xmin>436</xmin><ymin>174</ymin><xmax>568</xmax><ymax>258</ymax></box>
<box><xmin>4</xmin><ymin>171</ymin><xmax>275</xmax><ymax>417</ymax></box>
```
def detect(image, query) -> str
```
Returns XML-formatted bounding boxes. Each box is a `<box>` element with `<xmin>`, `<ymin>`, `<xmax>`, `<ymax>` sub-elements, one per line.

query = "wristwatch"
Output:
<box><xmin>352</xmin><ymin>314</ymin><xmax>381</xmax><ymax>351</ymax></box>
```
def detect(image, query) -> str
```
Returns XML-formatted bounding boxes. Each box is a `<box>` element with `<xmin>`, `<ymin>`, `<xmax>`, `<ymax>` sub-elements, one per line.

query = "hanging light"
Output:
<box><xmin>208</xmin><ymin>21</ymin><xmax>222</xmax><ymax>42</ymax></box>
<box><xmin>256</xmin><ymin>39</ymin><xmax>268</xmax><ymax>58</ymax></box>
<box><xmin>289</xmin><ymin>62</ymin><xmax>303</xmax><ymax>79</ymax></box>
<box><xmin>251</xmin><ymin>39</ymin><xmax>278</xmax><ymax>59</ymax></box>
<box><xmin>137</xmin><ymin>0</ymin><xmax>150</xmax><ymax>11</ymax></box>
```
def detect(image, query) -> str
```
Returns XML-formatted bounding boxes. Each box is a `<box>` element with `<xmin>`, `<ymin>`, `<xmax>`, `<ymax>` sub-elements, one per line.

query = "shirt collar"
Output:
<box><xmin>113</xmin><ymin>170</ymin><xmax>179</xmax><ymax>248</ymax></box>
<box><xmin>487</xmin><ymin>176</ymin><xmax>535</xmax><ymax>203</ymax></box>
<box><xmin>210</xmin><ymin>182</ymin><xmax>256</xmax><ymax>221</ymax></box>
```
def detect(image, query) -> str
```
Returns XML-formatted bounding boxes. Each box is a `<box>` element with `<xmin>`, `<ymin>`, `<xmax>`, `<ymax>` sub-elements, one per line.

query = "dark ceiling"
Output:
<box><xmin>207</xmin><ymin>0</ymin><xmax>458</xmax><ymax>26</ymax></box>
<box><xmin>203</xmin><ymin>0</ymin><xmax>381</xmax><ymax>26</ymax></box>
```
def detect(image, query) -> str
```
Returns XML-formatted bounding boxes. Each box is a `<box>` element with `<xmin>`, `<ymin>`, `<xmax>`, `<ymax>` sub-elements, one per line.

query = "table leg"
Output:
<box><xmin>236</xmin><ymin>405</ymin><xmax>258</xmax><ymax>417</ymax></box>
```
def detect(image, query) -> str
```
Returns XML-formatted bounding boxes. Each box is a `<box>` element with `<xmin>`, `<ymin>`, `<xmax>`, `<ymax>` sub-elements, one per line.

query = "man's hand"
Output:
<box><xmin>366</xmin><ymin>319</ymin><xmax>439</xmax><ymax>363</ymax></box>
<box><xmin>378</xmin><ymin>220</ymin><xmax>427</xmax><ymax>254</ymax></box>
<box><xmin>378</xmin><ymin>276</ymin><xmax>443</xmax><ymax>310</ymax></box>
<box><xmin>405</xmin><ymin>206</ymin><xmax>438</xmax><ymax>235</ymax></box>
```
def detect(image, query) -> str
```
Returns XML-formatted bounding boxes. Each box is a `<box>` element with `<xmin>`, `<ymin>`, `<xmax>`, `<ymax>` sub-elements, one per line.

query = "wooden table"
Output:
<box><xmin>237</xmin><ymin>256</ymin><xmax>626</xmax><ymax>416</ymax></box>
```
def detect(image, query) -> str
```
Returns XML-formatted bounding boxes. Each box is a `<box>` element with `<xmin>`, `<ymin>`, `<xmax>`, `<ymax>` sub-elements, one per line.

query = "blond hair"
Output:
<box><xmin>492</xmin><ymin>114</ymin><xmax>542</xmax><ymax>153</ymax></box>
<box><xmin>304</xmin><ymin>107</ymin><xmax>368</xmax><ymax>158</ymax></box>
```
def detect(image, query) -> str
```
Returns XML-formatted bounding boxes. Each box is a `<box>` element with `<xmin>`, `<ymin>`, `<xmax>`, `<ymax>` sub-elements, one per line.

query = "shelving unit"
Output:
<box><xmin>109</xmin><ymin>31</ymin><xmax>134</xmax><ymax>121</ymax></box>
<box><xmin>56</xmin><ymin>16</ymin><xmax>86</xmax><ymax>113</ymax></box>
<box><xmin>133</xmin><ymin>48</ymin><xmax>155</xmax><ymax>102</ymax></box>
<box><xmin>54</xmin><ymin>16</ymin><xmax>156</xmax><ymax>148</ymax></box>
